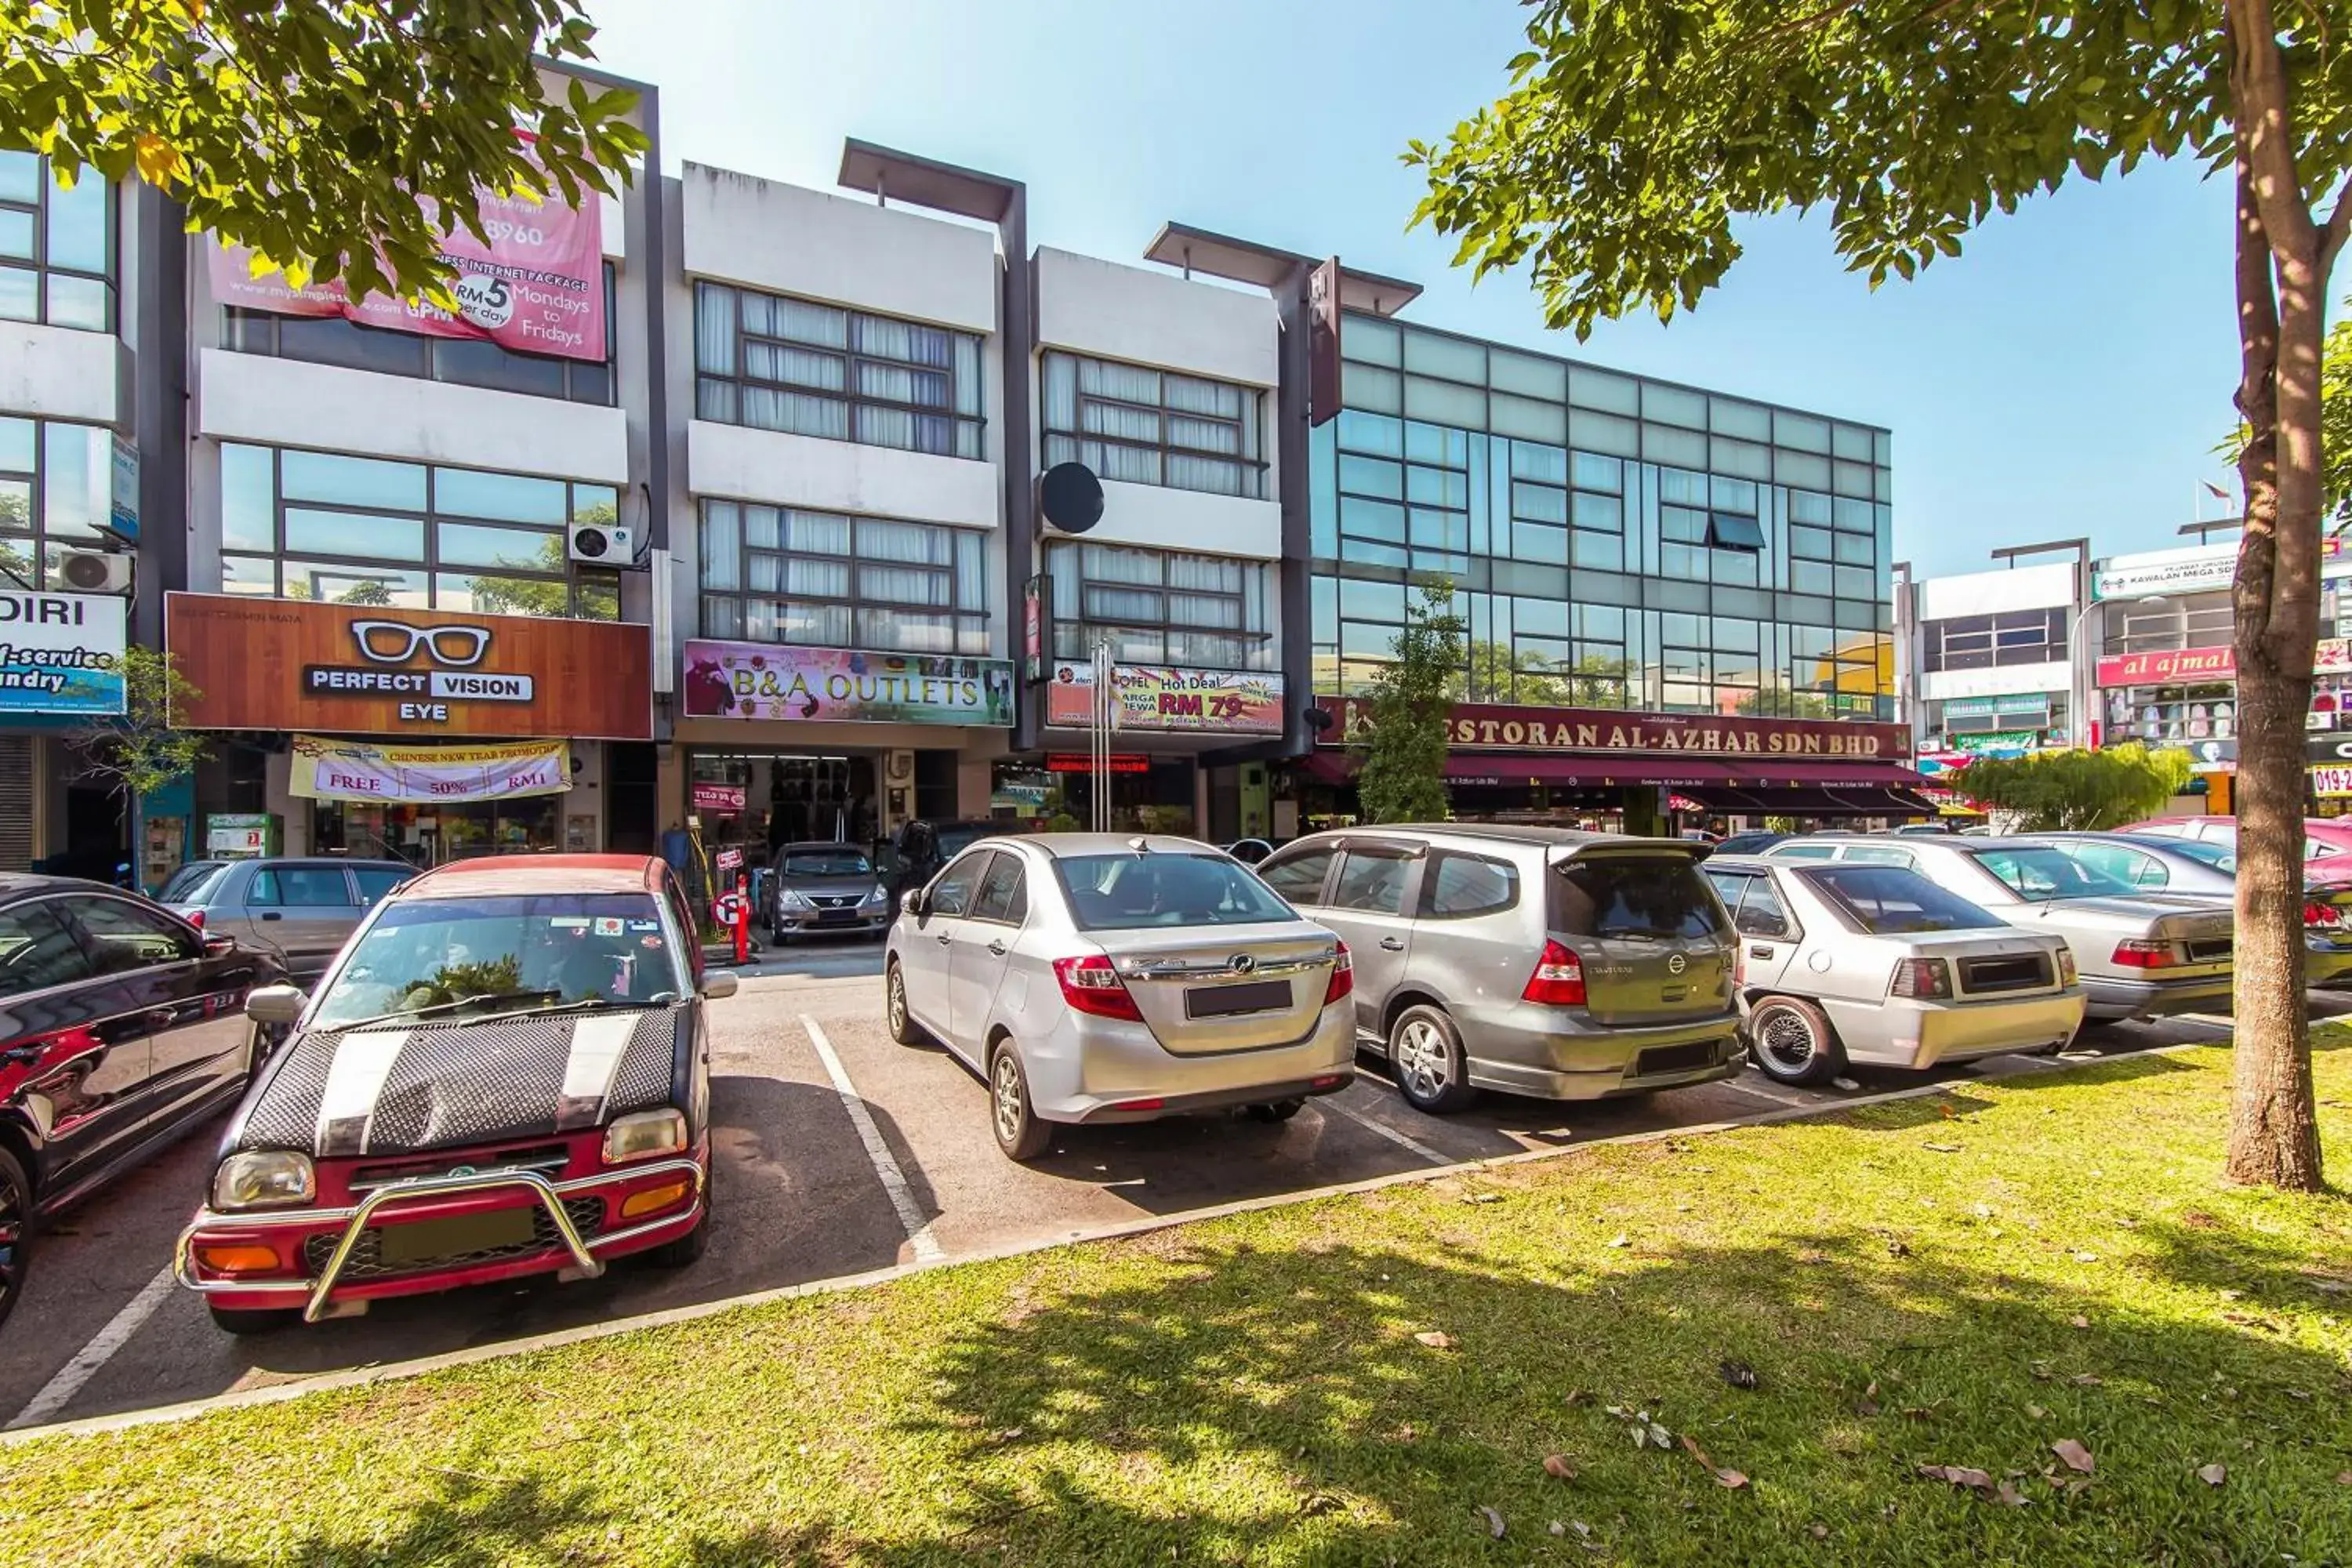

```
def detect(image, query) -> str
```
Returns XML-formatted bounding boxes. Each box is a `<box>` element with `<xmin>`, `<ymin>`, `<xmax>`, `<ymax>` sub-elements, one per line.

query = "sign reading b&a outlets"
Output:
<box><xmin>166</xmin><ymin>593</ymin><xmax>652</xmax><ymax>739</ymax></box>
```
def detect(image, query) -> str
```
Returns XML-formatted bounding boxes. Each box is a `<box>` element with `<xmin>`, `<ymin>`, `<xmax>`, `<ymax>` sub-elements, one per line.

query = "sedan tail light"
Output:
<box><xmin>179</xmin><ymin>908</ymin><xmax>205</xmax><ymax>931</ymax></box>
<box><xmin>1522</xmin><ymin>938</ymin><xmax>1587</xmax><ymax>1007</ymax></box>
<box><xmin>2111</xmin><ymin>938</ymin><xmax>2180</xmax><ymax>969</ymax></box>
<box><xmin>1323</xmin><ymin>942</ymin><xmax>1354</xmax><ymax>1007</ymax></box>
<box><xmin>1889</xmin><ymin>957</ymin><xmax>1952</xmax><ymax>999</ymax></box>
<box><xmin>2058</xmin><ymin>947</ymin><xmax>2078</xmax><ymax>985</ymax></box>
<box><xmin>1052</xmin><ymin>953</ymin><xmax>1143</xmax><ymax>1021</ymax></box>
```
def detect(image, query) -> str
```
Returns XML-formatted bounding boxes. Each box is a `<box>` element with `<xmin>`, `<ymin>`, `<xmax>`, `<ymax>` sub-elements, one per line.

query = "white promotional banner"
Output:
<box><xmin>288</xmin><ymin>735</ymin><xmax>571</xmax><ymax>804</ymax></box>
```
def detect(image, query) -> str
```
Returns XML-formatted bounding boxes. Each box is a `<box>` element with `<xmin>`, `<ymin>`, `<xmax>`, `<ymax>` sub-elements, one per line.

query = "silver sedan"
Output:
<box><xmin>884</xmin><ymin>833</ymin><xmax>1356</xmax><ymax>1160</ymax></box>
<box><xmin>1703</xmin><ymin>857</ymin><xmax>2085</xmax><ymax>1085</ymax></box>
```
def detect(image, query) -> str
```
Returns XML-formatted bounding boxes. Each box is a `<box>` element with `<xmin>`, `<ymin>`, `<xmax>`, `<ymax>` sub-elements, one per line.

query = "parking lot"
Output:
<box><xmin>0</xmin><ymin>952</ymin><xmax>2299</xmax><ymax>1433</ymax></box>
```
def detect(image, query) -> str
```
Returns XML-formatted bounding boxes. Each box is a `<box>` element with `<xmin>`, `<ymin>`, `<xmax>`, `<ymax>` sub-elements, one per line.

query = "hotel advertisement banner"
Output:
<box><xmin>1046</xmin><ymin>665</ymin><xmax>1286</xmax><ymax>735</ymax></box>
<box><xmin>288</xmin><ymin>735</ymin><xmax>570</xmax><ymax>804</ymax></box>
<box><xmin>207</xmin><ymin>172</ymin><xmax>607</xmax><ymax>362</ymax></box>
<box><xmin>681</xmin><ymin>640</ymin><xmax>1014</xmax><ymax>727</ymax></box>
<box><xmin>0</xmin><ymin>590</ymin><xmax>125</xmax><ymax>716</ymax></box>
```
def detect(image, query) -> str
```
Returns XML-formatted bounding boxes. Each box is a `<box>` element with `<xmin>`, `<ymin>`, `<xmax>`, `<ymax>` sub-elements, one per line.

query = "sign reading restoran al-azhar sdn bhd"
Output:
<box><xmin>0</xmin><ymin>591</ymin><xmax>127</xmax><ymax>717</ymax></box>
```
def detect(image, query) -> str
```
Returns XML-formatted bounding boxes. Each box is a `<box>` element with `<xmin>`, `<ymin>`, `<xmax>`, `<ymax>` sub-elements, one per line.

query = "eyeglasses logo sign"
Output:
<box><xmin>302</xmin><ymin>614</ymin><xmax>535</xmax><ymax>725</ymax></box>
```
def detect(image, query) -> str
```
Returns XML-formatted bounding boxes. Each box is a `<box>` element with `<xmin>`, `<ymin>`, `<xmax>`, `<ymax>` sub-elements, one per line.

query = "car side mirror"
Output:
<box><xmin>201</xmin><ymin>933</ymin><xmax>238</xmax><ymax>960</ymax></box>
<box><xmin>901</xmin><ymin>890</ymin><xmax>927</xmax><ymax>919</ymax></box>
<box><xmin>700</xmin><ymin>971</ymin><xmax>739</xmax><ymax>1000</ymax></box>
<box><xmin>245</xmin><ymin>984</ymin><xmax>307</xmax><ymax>1025</ymax></box>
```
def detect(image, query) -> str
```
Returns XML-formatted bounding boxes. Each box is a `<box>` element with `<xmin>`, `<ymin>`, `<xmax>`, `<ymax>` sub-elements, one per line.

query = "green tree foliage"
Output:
<box><xmin>0</xmin><ymin>2</ymin><xmax>646</xmax><ymax>306</ymax></box>
<box><xmin>1410</xmin><ymin>1</ymin><xmax>2344</xmax><ymax>1190</ymax></box>
<box><xmin>70</xmin><ymin>646</ymin><xmax>207</xmax><ymax>805</ymax></box>
<box><xmin>1355</xmin><ymin>582</ymin><xmax>1465</xmax><ymax>826</ymax></box>
<box><xmin>1952</xmin><ymin>745</ymin><xmax>2195</xmax><ymax>832</ymax></box>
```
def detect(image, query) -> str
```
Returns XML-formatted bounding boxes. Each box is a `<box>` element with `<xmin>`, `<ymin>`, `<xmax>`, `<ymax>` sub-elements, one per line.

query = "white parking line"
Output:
<box><xmin>1319</xmin><ymin>1095</ymin><xmax>1452</xmax><ymax>1165</ymax></box>
<box><xmin>7</xmin><ymin>1265</ymin><xmax>178</xmax><ymax>1430</ymax></box>
<box><xmin>800</xmin><ymin>1015</ymin><xmax>944</xmax><ymax>1264</ymax></box>
<box><xmin>1719</xmin><ymin>1076</ymin><xmax>1818</xmax><ymax>1109</ymax></box>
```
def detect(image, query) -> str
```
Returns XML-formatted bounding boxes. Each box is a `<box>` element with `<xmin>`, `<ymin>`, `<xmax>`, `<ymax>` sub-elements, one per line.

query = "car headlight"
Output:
<box><xmin>862</xmin><ymin>883</ymin><xmax>889</xmax><ymax>906</ymax></box>
<box><xmin>212</xmin><ymin>1150</ymin><xmax>315</xmax><ymax>1211</ymax></box>
<box><xmin>601</xmin><ymin>1107</ymin><xmax>688</xmax><ymax>1165</ymax></box>
<box><xmin>778</xmin><ymin>887</ymin><xmax>814</xmax><ymax>911</ymax></box>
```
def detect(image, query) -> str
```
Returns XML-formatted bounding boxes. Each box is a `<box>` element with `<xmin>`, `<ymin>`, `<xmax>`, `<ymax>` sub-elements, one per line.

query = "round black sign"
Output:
<box><xmin>1040</xmin><ymin>462</ymin><xmax>1105</xmax><ymax>534</ymax></box>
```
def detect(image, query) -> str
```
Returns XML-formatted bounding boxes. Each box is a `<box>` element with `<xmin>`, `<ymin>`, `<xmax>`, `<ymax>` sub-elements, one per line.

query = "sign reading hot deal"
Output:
<box><xmin>0</xmin><ymin>591</ymin><xmax>126</xmax><ymax>716</ymax></box>
<box><xmin>1045</xmin><ymin>665</ymin><xmax>1286</xmax><ymax>735</ymax></box>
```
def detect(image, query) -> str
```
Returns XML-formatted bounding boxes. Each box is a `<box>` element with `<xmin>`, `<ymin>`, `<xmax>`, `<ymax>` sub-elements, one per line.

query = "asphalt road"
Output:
<box><xmin>0</xmin><ymin>954</ymin><xmax>2314</xmax><ymax>1432</ymax></box>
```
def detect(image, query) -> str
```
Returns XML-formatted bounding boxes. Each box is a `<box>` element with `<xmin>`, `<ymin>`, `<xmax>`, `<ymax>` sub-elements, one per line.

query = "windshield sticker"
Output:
<box><xmin>550</xmin><ymin>916</ymin><xmax>590</xmax><ymax>929</ymax></box>
<box><xmin>640</xmin><ymin>935</ymin><xmax>665</xmax><ymax>949</ymax></box>
<box><xmin>593</xmin><ymin>916</ymin><xmax>626</xmax><ymax>937</ymax></box>
<box><xmin>627</xmin><ymin>920</ymin><xmax>659</xmax><ymax>931</ymax></box>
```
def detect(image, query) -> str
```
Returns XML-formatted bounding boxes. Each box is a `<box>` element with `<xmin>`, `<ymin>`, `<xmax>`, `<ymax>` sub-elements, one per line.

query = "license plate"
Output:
<box><xmin>1637</xmin><ymin>1041</ymin><xmax>1716</xmax><ymax>1076</ymax></box>
<box><xmin>376</xmin><ymin>1207</ymin><xmax>535</xmax><ymax>1266</ymax></box>
<box><xmin>1185</xmin><ymin>978</ymin><xmax>1292</xmax><ymax>1018</ymax></box>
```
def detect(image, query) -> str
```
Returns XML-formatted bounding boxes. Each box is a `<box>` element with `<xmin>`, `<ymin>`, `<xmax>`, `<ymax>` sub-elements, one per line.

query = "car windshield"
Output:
<box><xmin>1555</xmin><ymin>857</ymin><xmax>1724</xmax><ymax>938</ymax></box>
<box><xmin>781</xmin><ymin>848</ymin><xmax>873</xmax><ymax>877</ymax></box>
<box><xmin>1055</xmin><ymin>853</ymin><xmax>1295</xmax><ymax>931</ymax></box>
<box><xmin>2147</xmin><ymin>837</ymin><xmax>2237</xmax><ymax>873</ymax></box>
<box><xmin>158</xmin><ymin>862</ymin><xmax>230</xmax><ymax>902</ymax></box>
<box><xmin>311</xmin><ymin>893</ymin><xmax>685</xmax><ymax>1029</ymax></box>
<box><xmin>1802</xmin><ymin>866</ymin><xmax>2005</xmax><ymax>934</ymax></box>
<box><xmin>1968</xmin><ymin>847</ymin><xmax>2136</xmax><ymax>900</ymax></box>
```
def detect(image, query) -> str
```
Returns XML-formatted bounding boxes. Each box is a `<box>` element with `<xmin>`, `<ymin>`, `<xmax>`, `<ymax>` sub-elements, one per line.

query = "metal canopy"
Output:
<box><xmin>1141</xmin><ymin>222</ymin><xmax>1421</xmax><ymax>314</ymax></box>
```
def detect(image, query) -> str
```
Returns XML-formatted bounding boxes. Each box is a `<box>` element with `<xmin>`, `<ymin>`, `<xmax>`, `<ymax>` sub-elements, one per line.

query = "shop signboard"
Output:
<box><xmin>206</xmin><ymin>167</ymin><xmax>608</xmax><ymax>362</ymax></box>
<box><xmin>205</xmin><ymin>813</ymin><xmax>277</xmax><ymax>857</ymax></box>
<box><xmin>166</xmin><ymin>593</ymin><xmax>653</xmax><ymax>740</ymax></box>
<box><xmin>1045</xmin><ymin>665</ymin><xmax>1285</xmax><ymax>735</ymax></box>
<box><xmin>1321</xmin><ymin>698</ymin><xmax>1911</xmax><ymax>762</ymax></box>
<box><xmin>2310</xmin><ymin>733</ymin><xmax>2352</xmax><ymax>765</ymax></box>
<box><xmin>107</xmin><ymin>433</ymin><xmax>139</xmax><ymax>545</ymax></box>
<box><xmin>2092</xmin><ymin>545</ymin><xmax>2235</xmax><ymax>601</ymax></box>
<box><xmin>1022</xmin><ymin>574</ymin><xmax>1049</xmax><ymax>684</ymax></box>
<box><xmin>2318</xmin><ymin>637</ymin><xmax>2351</xmax><ymax>671</ymax></box>
<box><xmin>1046</xmin><ymin>752</ymin><xmax>1150</xmax><ymax>773</ymax></box>
<box><xmin>287</xmin><ymin>735</ymin><xmax>570</xmax><ymax>803</ymax></box>
<box><xmin>2094</xmin><ymin>646</ymin><xmax>2238</xmax><ymax>688</ymax></box>
<box><xmin>0</xmin><ymin>590</ymin><xmax>126</xmax><ymax>716</ymax></box>
<box><xmin>2314</xmin><ymin>764</ymin><xmax>2352</xmax><ymax>799</ymax></box>
<box><xmin>1945</xmin><ymin>731</ymin><xmax>2039</xmax><ymax>754</ymax></box>
<box><xmin>681</xmin><ymin>640</ymin><xmax>1014</xmax><ymax>727</ymax></box>
<box><xmin>691</xmin><ymin>782</ymin><xmax>747</xmax><ymax>813</ymax></box>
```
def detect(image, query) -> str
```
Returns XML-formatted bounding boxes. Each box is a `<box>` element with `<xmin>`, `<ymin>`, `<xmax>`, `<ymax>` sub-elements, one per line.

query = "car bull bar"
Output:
<box><xmin>174</xmin><ymin>1157</ymin><xmax>707</xmax><ymax>1323</ymax></box>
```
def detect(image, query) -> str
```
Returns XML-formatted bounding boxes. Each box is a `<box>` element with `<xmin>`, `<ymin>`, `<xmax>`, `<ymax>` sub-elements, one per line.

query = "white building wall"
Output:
<box><xmin>1033</xmin><ymin>247</ymin><xmax>1277</xmax><ymax>389</ymax></box>
<box><xmin>678</xmin><ymin>163</ymin><xmax>997</xmax><ymax>333</ymax></box>
<box><xmin>0</xmin><ymin>321</ymin><xmax>119</xmax><ymax>425</ymax></box>
<box><xmin>1921</xmin><ymin>661</ymin><xmax>2073</xmax><ymax>702</ymax></box>
<box><xmin>1914</xmin><ymin>560</ymin><xmax>2076</xmax><ymax>620</ymax></box>
<box><xmin>686</xmin><ymin>420</ymin><xmax>999</xmax><ymax>531</ymax></box>
<box><xmin>1052</xmin><ymin>478</ymin><xmax>1279</xmax><ymax>561</ymax></box>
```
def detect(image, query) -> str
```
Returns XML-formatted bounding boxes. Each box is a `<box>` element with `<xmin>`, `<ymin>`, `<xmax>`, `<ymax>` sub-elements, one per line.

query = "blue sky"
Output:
<box><xmin>586</xmin><ymin>0</ymin><xmax>2249</xmax><ymax>578</ymax></box>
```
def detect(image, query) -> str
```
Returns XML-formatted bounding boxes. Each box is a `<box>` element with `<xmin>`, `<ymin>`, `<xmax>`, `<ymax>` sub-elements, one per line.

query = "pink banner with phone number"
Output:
<box><xmin>207</xmin><ymin>181</ymin><xmax>607</xmax><ymax>362</ymax></box>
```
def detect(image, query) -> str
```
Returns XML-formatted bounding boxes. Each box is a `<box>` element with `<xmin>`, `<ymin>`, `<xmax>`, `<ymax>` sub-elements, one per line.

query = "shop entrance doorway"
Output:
<box><xmin>688</xmin><ymin>753</ymin><xmax>880</xmax><ymax>859</ymax></box>
<box><xmin>314</xmin><ymin>797</ymin><xmax>565</xmax><ymax>866</ymax></box>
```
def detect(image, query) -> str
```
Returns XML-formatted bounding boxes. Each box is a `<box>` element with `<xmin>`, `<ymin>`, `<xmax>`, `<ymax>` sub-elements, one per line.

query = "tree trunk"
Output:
<box><xmin>2224</xmin><ymin>9</ymin><xmax>2327</xmax><ymax>1189</ymax></box>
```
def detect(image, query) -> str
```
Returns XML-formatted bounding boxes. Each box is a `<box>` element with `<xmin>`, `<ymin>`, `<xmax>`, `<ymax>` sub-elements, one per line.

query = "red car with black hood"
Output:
<box><xmin>176</xmin><ymin>855</ymin><xmax>731</xmax><ymax>1334</ymax></box>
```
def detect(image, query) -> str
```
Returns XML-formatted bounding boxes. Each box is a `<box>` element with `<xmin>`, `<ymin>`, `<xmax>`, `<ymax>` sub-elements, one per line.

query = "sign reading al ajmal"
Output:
<box><xmin>165</xmin><ymin>594</ymin><xmax>652</xmax><ymax>740</ymax></box>
<box><xmin>682</xmin><ymin>641</ymin><xmax>1014</xmax><ymax>726</ymax></box>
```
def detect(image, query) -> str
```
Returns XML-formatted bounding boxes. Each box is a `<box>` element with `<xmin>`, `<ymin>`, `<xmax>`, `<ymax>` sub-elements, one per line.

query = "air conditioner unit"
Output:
<box><xmin>568</xmin><ymin>520</ymin><xmax>638</xmax><ymax>567</ymax></box>
<box><xmin>56</xmin><ymin>549</ymin><xmax>132</xmax><ymax>593</ymax></box>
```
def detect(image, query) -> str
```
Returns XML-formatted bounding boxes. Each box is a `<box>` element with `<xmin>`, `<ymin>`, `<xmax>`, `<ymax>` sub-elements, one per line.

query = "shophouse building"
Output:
<box><xmin>1896</xmin><ymin>553</ymin><xmax>2083</xmax><ymax>817</ymax></box>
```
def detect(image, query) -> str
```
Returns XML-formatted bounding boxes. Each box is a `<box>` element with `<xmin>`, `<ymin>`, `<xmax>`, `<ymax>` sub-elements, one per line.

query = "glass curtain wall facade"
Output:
<box><xmin>1309</xmin><ymin>314</ymin><xmax>1893</xmax><ymax>721</ymax></box>
<box><xmin>0</xmin><ymin>151</ymin><xmax>112</xmax><ymax>332</ymax></box>
<box><xmin>0</xmin><ymin>416</ymin><xmax>118</xmax><ymax>589</ymax></box>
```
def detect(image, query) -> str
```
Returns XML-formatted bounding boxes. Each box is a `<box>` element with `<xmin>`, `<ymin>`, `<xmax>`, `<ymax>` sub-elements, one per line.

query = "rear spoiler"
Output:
<box><xmin>1545</xmin><ymin>837</ymin><xmax>1713</xmax><ymax>868</ymax></box>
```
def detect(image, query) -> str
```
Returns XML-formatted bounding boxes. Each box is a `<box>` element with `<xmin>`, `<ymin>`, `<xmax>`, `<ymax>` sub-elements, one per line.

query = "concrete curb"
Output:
<box><xmin>0</xmin><ymin>1036</ymin><xmax>2227</xmax><ymax>1447</ymax></box>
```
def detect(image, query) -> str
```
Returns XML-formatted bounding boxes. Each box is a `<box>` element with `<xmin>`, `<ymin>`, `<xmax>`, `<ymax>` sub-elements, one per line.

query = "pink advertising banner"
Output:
<box><xmin>207</xmin><ymin>181</ymin><xmax>607</xmax><ymax>362</ymax></box>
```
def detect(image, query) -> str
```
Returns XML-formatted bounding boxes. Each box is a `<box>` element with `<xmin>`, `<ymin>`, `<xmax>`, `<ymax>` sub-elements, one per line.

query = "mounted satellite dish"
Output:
<box><xmin>1040</xmin><ymin>461</ymin><xmax>1105</xmax><ymax>534</ymax></box>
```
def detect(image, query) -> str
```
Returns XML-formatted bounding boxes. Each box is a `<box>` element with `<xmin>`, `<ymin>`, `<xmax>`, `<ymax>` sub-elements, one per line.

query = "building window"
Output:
<box><xmin>221</xmin><ymin>264</ymin><xmax>616</xmax><ymax>405</ymax></box>
<box><xmin>219</xmin><ymin>444</ymin><xmax>619</xmax><ymax>619</ymax></box>
<box><xmin>1044</xmin><ymin>540</ymin><xmax>1272</xmax><ymax>671</ymax></box>
<box><xmin>698</xmin><ymin>500</ymin><xmax>988</xmax><ymax>655</ymax></box>
<box><xmin>2103</xmin><ymin>591</ymin><xmax>2232</xmax><ymax>656</ymax></box>
<box><xmin>1922</xmin><ymin>608</ymin><xmax>2068</xmax><ymax>673</ymax></box>
<box><xmin>0</xmin><ymin>417</ymin><xmax>116</xmax><ymax>589</ymax></box>
<box><xmin>1041</xmin><ymin>352</ymin><xmax>1265</xmax><ymax>500</ymax></box>
<box><xmin>0</xmin><ymin>152</ymin><xmax>113</xmax><ymax>332</ymax></box>
<box><xmin>693</xmin><ymin>285</ymin><xmax>984</xmax><ymax>459</ymax></box>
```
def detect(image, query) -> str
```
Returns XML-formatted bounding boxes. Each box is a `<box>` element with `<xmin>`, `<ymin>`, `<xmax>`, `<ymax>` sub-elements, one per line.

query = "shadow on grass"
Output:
<box><xmin>175</xmin><ymin>1220</ymin><xmax>2352</xmax><ymax>1567</ymax></box>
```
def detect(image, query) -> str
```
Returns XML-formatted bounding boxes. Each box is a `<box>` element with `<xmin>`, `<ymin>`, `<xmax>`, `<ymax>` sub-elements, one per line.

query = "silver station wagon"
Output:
<box><xmin>884</xmin><ymin>834</ymin><xmax>1356</xmax><ymax>1160</ymax></box>
<box><xmin>1700</xmin><ymin>856</ymin><xmax>2086</xmax><ymax>1084</ymax></box>
<box><xmin>1258</xmin><ymin>826</ymin><xmax>1741</xmax><ymax>1114</ymax></box>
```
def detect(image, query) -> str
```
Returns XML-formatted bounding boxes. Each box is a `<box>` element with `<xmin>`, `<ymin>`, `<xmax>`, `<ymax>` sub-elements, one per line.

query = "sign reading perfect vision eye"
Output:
<box><xmin>165</xmin><ymin>593</ymin><xmax>652</xmax><ymax>739</ymax></box>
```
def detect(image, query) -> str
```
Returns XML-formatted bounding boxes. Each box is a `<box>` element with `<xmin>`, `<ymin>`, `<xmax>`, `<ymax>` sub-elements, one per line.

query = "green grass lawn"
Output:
<box><xmin>5</xmin><ymin>1040</ymin><xmax>2351</xmax><ymax>1567</ymax></box>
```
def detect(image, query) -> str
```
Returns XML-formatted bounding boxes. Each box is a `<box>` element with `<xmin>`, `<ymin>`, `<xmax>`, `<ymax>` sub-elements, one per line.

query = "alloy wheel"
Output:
<box><xmin>1758</xmin><ymin>1008</ymin><xmax>1817</xmax><ymax>1072</ymax></box>
<box><xmin>887</xmin><ymin>969</ymin><xmax>907</xmax><ymax>1036</ymax></box>
<box><xmin>993</xmin><ymin>1054</ymin><xmax>1025</xmax><ymax>1146</ymax></box>
<box><xmin>1395</xmin><ymin>1018</ymin><xmax>1449</xmax><ymax>1100</ymax></box>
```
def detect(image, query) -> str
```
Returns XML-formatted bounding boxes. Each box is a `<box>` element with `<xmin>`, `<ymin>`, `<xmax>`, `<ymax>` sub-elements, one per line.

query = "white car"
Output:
<box><xmin>883</xmin><ymin>833</ymin><xmax>1356</xmax><ymax>1160</ymax></box>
